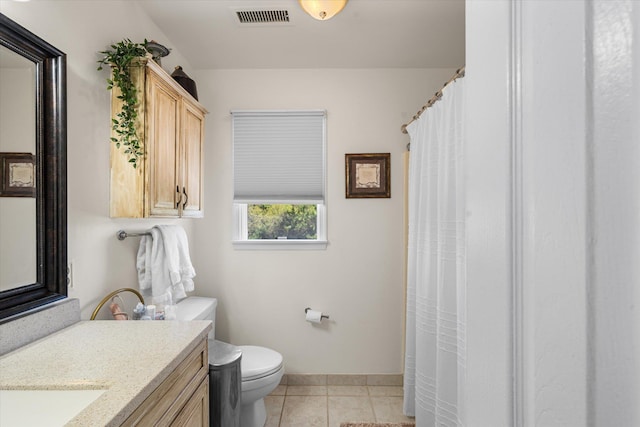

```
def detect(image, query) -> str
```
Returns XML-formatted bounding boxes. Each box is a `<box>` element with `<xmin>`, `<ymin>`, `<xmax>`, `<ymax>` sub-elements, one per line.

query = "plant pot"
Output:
<box><xmin>171</xmin><ymin>66</ymin><xmax>198</xmax><ymax>100</ymax></box>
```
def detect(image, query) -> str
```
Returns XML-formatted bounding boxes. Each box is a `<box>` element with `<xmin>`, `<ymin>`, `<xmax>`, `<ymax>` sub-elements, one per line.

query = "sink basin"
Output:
<box><xmin>0</xmin><ymin>389</ymin><xmax>106</xmax><ymax>427</ymax></box>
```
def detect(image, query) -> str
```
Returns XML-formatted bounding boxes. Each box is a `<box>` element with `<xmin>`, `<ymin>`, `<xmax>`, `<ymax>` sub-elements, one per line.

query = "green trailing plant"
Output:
<box><xmin>97</xmin><ymin>39</ymin><xmax>149</xmax><ymax>169</ymax></box>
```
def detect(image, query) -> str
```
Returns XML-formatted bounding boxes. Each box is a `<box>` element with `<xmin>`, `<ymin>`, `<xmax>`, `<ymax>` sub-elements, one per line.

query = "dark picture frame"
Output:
<box><xmin>0</xmin><ymin>152</ymin><xmax>36</xmax><ymax>197</ymax></box>
<box><xmin>345</xmin><ymin>153</ymin><xmax>391</xmax><ymax>199</ymax></box>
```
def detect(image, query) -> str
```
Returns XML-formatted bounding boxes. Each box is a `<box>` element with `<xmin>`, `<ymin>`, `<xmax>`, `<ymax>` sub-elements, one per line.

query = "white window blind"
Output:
<box><xmin>232</xmin><ymin>110</ymin><xmax>326</xmax><ymax>203</ymax></box>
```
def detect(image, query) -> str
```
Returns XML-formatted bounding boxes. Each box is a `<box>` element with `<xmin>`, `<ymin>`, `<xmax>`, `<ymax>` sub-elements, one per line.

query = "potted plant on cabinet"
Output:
<box><xmin>97</xmin><ymin>39</ymin><xmax>149</xmax><ymax>169</ymax></box>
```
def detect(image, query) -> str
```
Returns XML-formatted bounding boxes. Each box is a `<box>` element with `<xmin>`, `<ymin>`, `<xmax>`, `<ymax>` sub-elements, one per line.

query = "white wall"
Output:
<box><xmin>590</xmin><ymin>1</ymin><xmax>640</xmax><ymax>425</ymax></box>
<box><xmin>0</xmin><ymin>0</ymin><xmax>197</xmax><ymax>319</ymax></box>
<box><xmin>466</xmin><ymin>0</ymin><xmax>639</xmax><ymax>425</ymax></box>
<box><xmin>465</xmin><ymin>1</ymin><xmax>513</xmax><ymax>424</ymax></box>
<box><xmin>520</xmin><ymin>1</ymin><xmax>589</xmax><ymax>424</ymax></box>
<box><xmin>192</xmin><ymin>67</ymin><xmax>455</xmax><ymax>374</ymax></box>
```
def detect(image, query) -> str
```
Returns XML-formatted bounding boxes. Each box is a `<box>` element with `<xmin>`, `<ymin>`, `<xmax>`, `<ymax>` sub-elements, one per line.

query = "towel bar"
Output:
<box><xmin>117</xmin><ymin>230</ymin><xmax>151</xmax><ymax>240</ymax></box>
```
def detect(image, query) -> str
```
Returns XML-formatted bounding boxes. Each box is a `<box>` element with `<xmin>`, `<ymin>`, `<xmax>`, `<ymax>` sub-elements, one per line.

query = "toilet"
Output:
<box><xmin>175</xmin><ymin>296</ymin><xmax>284</xmax><ymax>427</ymax></box>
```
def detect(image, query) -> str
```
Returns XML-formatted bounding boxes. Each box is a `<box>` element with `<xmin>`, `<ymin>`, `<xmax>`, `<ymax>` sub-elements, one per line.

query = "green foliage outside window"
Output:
<box><xmin>248</xmin><ymin>204</ymin><xmax>317</xmax><ymax>240</ymax></box>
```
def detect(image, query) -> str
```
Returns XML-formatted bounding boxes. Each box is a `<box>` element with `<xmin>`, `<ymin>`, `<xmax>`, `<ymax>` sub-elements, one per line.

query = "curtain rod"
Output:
<box><xmin>400</xmin><ymin>66</ymin><xmax>466</xmax><ymax>134</ymax></box>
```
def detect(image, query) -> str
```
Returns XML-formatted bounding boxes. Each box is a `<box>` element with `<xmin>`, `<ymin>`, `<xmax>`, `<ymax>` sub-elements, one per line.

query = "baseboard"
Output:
<box><xmin>280</xmin><ymin>374</ymin><xmax>403</xmax><ymax>386</ymax></box>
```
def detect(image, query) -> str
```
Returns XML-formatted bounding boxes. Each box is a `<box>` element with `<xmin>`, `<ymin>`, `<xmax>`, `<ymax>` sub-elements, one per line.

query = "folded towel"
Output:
<box><xmin>136</xmin><ymin>225</ymin><xmax>196</xmax><ymax>299</ymax></box>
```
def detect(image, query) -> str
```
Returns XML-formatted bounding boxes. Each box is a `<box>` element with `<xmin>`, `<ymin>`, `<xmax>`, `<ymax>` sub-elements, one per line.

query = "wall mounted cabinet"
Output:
<box><xmin>110</xmin><ymin>58</ymin><xmax>207</xmax><ymax>218</ymax></box>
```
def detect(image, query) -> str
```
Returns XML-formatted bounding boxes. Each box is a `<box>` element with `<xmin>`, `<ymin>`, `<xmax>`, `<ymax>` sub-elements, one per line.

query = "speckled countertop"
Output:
<box><xmin>0</xmin><ymin>320</ymin><xmax>211</xmax><ymax>426</ymax></box>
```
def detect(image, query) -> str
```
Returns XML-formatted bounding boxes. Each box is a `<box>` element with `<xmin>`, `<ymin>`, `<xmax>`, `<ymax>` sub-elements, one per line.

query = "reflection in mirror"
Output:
<box><xmin>0</xmin><ymin>45</ymin><xmax>37</xmax><ymax>291</ymax></box>
<box><xmin>0</xmin><ymin>13</ymin><xmax>67</xmax><ymax>321</ymax></box>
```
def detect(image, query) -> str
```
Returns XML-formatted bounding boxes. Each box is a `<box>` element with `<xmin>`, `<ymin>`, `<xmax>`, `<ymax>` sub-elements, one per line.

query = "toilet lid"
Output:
<box><xmin>239</xmin><ymin>345</ymin><xmax>283</xmax><ymax>381</ymax></box>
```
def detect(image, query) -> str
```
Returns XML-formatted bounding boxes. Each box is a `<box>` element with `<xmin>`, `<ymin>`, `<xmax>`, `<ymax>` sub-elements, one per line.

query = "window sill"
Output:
<box><xmin>232</xmin><ymin>240</ymin><xmax>328</xmax><ymax>250</ymax></box>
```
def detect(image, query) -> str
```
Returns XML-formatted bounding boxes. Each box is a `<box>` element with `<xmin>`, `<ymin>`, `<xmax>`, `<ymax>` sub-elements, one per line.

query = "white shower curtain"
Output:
<box><xmin>403</xmin><ymin>78</ymin><xmax>466</xmax><ymax>426</ymax></box>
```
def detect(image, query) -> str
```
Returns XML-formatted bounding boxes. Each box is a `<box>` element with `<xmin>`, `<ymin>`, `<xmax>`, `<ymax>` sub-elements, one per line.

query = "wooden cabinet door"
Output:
<box><xmin>146</xmin><ymin>70</ymin><xmax>180</xmax><ymax>217</ymax></box>
<box><xmin>180</xmin><ymin>99</ymin><xmax>205</xmax><ymax>218</ymax></box>
<box><xmin>171</xmin><ymin>376</ymin><xmax>209</xmax><ymax>427</ymax></box>
<box><xmin>121</xmin><ymin>339</ymin><xmax>209</xmax><ymax>427</ymax></box>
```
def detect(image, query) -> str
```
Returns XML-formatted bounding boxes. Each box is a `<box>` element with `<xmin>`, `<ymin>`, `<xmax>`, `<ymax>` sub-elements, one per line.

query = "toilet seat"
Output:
<box><xmin>239</xmin><ymin>345</ymin><xmax>283</xmax><ymax>381</ymax></box>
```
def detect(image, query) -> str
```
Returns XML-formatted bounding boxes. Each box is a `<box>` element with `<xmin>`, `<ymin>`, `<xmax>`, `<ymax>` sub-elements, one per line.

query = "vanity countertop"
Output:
<box><xmin>0</xmin><ymin>320</ymin><xmax>212</xmax><ymax>426</ymax></box>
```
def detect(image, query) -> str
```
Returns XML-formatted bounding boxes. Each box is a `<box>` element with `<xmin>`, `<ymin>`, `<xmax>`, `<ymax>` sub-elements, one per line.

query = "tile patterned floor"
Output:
<box><xmin>264</xmin><ymin>382</ymin><xmax>415</xmax><ymax>427</ymax></box>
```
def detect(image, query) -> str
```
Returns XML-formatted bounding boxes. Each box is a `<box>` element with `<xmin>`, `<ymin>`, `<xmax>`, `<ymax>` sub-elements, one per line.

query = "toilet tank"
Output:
<box><xmin>175</xmin><ymin>297</ymin><xmax>217</xmax><ymax>339</ymax></box>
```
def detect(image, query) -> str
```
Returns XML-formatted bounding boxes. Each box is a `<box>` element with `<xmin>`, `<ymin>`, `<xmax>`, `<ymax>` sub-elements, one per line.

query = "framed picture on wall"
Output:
<box><xmin>345</xmin><ymin>153</ymin><xmax>391</xmax><ymax>199</ymax></box>
<box><xmin>0</xmin><ymin>152</ymin><xmax>36</xmax><ymax>197</ymax></box>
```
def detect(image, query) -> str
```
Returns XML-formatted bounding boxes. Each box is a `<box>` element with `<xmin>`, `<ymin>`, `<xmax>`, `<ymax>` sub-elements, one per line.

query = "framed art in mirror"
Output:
<box><xmin>0</xmin><ymin>152</ymin><xmax>36</xmax><ymax>197</ymax></box>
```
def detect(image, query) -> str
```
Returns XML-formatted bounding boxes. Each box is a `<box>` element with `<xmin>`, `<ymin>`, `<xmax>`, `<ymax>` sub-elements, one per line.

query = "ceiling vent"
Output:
<box><xmin>236</xmin><ymin>9</ymin><xmax>290</xmax><ymax>24</ymax></box>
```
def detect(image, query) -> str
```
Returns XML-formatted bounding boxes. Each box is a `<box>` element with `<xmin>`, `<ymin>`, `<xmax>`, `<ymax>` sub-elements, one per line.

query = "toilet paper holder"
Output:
<box><xmin>305</xmin><ymin>307</ymin><xmax>329</xmax><ymax>320</ymax></box>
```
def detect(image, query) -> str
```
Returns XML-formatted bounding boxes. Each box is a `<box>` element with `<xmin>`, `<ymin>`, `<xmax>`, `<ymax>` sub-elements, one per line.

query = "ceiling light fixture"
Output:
<box><xmin>298</xmin><ymin>0</ymin><xmax>348</xmax><ymax>21</ymax></box>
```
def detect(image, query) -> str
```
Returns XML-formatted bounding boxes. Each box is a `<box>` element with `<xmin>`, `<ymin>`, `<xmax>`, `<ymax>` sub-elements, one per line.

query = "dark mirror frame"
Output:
<box><xmin>0</xmin><ymin>13</ymin><xmax>67</xmax><ymax>321</ymax></box>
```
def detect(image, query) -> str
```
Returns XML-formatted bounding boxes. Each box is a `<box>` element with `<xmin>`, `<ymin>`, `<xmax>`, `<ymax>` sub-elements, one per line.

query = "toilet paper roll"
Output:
<box><xmin>305</xmin><ymin>309</ymin><xmax>323</xmax><ymax>324</ymax></box>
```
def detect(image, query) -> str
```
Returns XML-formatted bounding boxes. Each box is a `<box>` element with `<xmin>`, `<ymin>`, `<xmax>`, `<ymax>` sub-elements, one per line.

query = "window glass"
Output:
<box><xmin>248</xmin><ymin>204</ymin><xmax>317</xmax><ymax>240</ymax></box>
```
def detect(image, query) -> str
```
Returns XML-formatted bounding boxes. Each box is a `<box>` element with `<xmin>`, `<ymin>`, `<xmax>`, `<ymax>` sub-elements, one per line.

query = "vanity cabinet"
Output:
<box><xmin>122</xmin><ymin>338</ymin><xmax>209</xmax><ymax>426</ymax></box>
<box><xmin>110</xmin><ymin>58</ymin><xmax>207</xmax><ymax>218</ymax></box>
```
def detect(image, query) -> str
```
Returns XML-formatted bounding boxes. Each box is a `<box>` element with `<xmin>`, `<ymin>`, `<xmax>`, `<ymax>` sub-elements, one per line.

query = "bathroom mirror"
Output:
<box><xmin>0</xmin><ymin>45</ymin><xmax>36</xmax><ymax>290</ymax></box>
<box><xmin>0</xmin><ymin>14</ymin><xmax>67</xmax><ymax>321</ymax></box>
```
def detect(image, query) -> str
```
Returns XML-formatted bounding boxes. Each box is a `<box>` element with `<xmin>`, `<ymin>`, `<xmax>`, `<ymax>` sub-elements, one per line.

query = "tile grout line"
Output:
<box><xmin>325</xmin><ymin>394</ymin><xmax>329</xmax><ymax>427</ymax></box>
<box><xmin>277</xmin><ymin>385</ymin><xmax>286</xmax><ymax>427</ymax></box>
<box><xmin>368</xmin><ymin>385</ymin><xmax>379</xmax><ymax>422</ymax></box>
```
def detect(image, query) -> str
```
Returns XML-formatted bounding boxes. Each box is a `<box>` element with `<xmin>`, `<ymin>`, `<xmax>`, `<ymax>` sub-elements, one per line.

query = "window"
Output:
<box><xmin>232</xmin><ymin>110</ymin><xmax>327</xmax><ymax>249</ymax></box>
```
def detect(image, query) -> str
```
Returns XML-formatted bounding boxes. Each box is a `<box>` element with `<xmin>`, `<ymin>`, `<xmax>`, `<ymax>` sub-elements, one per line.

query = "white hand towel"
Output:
<box><xmin>148</xmin><ymin>227</ymin><xmax>174</xmax><ymax>298</ymax></box>
<box><xmin>176</xmin><ymin>227</ymin><xmax>195</xmax><ymax>293</ymax></box>
<box><xmin>136</xmin><ymin>225</ymin><xmax>196</xmax><ymax>299</ymax></box>
<box><xmin>136</xmin><ymin>235</ymin><xmax>152</xmax><ymax>291</ymax></box>
<box><xmin>155</xmin><ymin>225</ymin><xmax>196</xmax><ymax>299</ymax></box>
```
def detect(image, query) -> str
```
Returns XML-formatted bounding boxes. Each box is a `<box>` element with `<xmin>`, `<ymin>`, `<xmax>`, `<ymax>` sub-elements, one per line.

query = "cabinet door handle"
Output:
<box><xmin>176</xmin><ymin>185</ymin><xmax>181</xmax><ymax>209</ymax></box>
<box><xmin>182</xmin><ymin>187</ymin><xmax>189</xmax><ymax>209</ymax></box>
